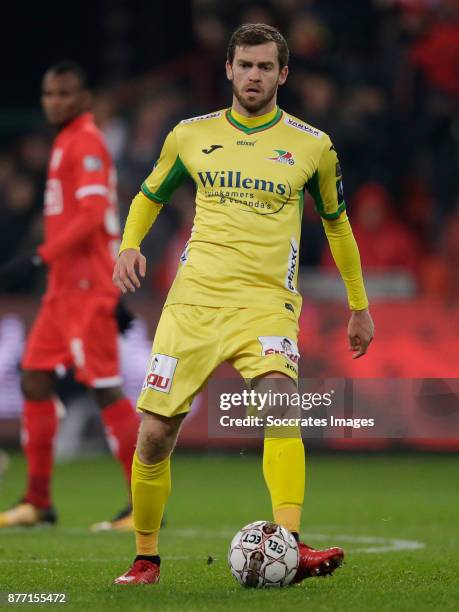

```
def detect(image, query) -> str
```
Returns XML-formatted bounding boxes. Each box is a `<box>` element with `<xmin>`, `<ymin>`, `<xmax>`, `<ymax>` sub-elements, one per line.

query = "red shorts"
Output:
<box><xmin>22</xmin><ymin>292</ymin><xmax>121</xmax><ymax>388</ymax></box>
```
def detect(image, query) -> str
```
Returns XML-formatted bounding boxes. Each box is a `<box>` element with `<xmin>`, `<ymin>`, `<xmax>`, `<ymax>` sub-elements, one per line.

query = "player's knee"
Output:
<box><xmin>21</xmin><ymin>370</ymin><xmax>56</xmax><ymax>401</ymax></box>
<box><xmin>136</xmin><ymin>412</ymin><xmax>183</xmax><ymax>463</ymax></box>
<box><xmin>252</xmin><ymin>372</ymin><xmax>298</xmax><ymax>420</ymax></box>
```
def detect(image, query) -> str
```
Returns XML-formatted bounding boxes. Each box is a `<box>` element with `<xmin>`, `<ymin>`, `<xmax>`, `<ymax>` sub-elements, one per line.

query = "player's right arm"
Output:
<box><xmin>113</xmin><ymin>127</ymin><xmax>189</xmax><ymax>293</ymax></box>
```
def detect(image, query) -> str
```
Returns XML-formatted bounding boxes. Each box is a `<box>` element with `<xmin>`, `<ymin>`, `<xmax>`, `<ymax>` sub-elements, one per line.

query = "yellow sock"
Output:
<box><xmin>263</xmin><ymin>432</ymin><xmax>305</xmax><ymax>534</ymax></box>
<box><xmin>131</xmin><ymin>452</ymin><xmax>171</xmax><ymax>556</ymax></box>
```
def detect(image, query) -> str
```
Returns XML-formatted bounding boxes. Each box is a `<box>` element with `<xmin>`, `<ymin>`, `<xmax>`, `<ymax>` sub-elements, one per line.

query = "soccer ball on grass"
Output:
<box><xmin>228</xmin><ymin>520</ymin><xmax>299</xmax><ymax>587</ymax></box>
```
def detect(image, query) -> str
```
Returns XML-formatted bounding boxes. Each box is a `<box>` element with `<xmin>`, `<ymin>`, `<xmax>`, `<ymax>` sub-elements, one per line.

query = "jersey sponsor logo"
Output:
<box><xmin>50</xmin><ymin>148</ymin><xmax>63</xmax><ymax>171</ymax></box>
<box><xmin>258</xmin><ymin>336</ymin><xmax>300</xmax><ymax>366</ymax></box>
<box><xmin>197</xmin><ymin>170</ymin><xmax>287</xmax><ymax>196</ymax></box>
<box><xmin>142</xmin><ymin>353</ymin><xmax>178</xmax><ymax>394</ymax></box>
<box><xmin>83</xmin><ymin>155</ymin><xmax>103</xmax><ymax>171</ymax></box>
<box><xmin>284</xmin><ymin>302</ymin><xmax>294</xmax><ymax>313</ymax></box>
<box><xmin>268</xmin><ymin>149</ymin><xmax>295</xmax><ymax>165</ymax></box>
<box><xmin>284</xmin><ymin>116</ymin><xmax>322</xmax><ymax>138</ymax></box>
<box><xmin>44</xmin><ymin>178</ymin><xmax>64</xmax><ymax>216</ymax></box>
<box><xmin>202</xmin><ymin>144</ymin><xmax>223</xmax><ymax>154</ymax></box>
<box><xmin>181</xmin><ymin>111</ymin><xmax>222</xmax><ymax>124</ymax></box>
<box><xmin>236</xmin><ymin>139</ymin><xmax>256</xmax><ymax>146</ymax></box>
<box><xmin>285</xmin><ymin>238</ymin><xmax>299</xmax><ymax>293</ymax></box>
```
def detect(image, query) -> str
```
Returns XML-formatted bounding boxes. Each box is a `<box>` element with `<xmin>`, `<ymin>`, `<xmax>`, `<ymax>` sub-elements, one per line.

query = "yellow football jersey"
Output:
<box><xmin>141</xmin><ymin>106</ymin><xmax>346</xmax><ymax>314</ymax></box>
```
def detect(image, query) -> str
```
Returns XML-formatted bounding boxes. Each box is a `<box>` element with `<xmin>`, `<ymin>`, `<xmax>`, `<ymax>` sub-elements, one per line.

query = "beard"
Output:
<box><xmin>232</xmin><ymin>80</ymin><xmax>279</xmax><ymax>114</ymax></box>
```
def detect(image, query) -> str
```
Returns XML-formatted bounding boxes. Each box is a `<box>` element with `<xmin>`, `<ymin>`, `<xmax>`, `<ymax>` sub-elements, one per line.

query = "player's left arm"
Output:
<box><xmin>37</xmin><ymin>136</ymin><xmax>111</xmax><ymax>264</ymax></box>
<box><xmin>114</xmin><ymin>127</ymin><xmax>189</xmax><ymax>293</ymax></box>
<box><xmin>306</xmin><ymin>137</ymin><xmax>374</xmax><ymax>358</ymax></box>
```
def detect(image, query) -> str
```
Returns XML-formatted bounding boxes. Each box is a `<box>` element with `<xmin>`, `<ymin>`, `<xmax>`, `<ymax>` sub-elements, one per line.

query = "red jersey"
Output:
<box><xmin>41</xmin><ymin>112</ymin><xmax>120</xmax><ymax>296</ymax></box>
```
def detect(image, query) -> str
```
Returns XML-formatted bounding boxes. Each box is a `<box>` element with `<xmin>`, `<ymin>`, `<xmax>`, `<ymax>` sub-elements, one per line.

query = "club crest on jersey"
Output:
<box><xmin>258</xmin><ymin>336</ymin><xmax>300</xmax><ymax>366</ymax></box>
<box><xmin>268</xmin><ymin>149</ymin><xmax>295</xmax><ymax>165</ymax></box>
<box><xmin>142</xmin><ymin>354</ymin><xmax>178</xmax><ymax>394</ymax></box>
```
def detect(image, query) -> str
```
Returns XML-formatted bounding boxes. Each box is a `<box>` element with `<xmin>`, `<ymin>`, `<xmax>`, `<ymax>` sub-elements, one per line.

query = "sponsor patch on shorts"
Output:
<box><xmin>142</xmin><ymin>353</ymin><xmax>178</xmax><ymax>393</ymax></box>
<box><xmin>258</xmin><ymin>336</ymin><xmax>300</xmax><ymax>366</ymax></box>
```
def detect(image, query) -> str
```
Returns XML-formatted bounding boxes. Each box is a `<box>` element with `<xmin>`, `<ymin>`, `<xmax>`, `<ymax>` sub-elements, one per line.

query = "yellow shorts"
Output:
<box><xmin>137</xmin><ymin>304</ymin><xmax>300</xmax><ymax>417</ymax></box>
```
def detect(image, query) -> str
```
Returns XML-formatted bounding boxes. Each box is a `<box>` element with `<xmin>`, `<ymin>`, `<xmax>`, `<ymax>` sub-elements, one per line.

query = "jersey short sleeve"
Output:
<box><xmin>306</xmin><ymin>137</ymin><xmax>346</xmax><ymax>220</ymax></box>
<box><xmin>141</xmin><ymin>128</ymin><xmax>190</xmax><ymax>204</ymax></box>
<box><xmin>71</xmin><ymin>134</ymin><xmax>111</xmax><ymax>203</ymax></box>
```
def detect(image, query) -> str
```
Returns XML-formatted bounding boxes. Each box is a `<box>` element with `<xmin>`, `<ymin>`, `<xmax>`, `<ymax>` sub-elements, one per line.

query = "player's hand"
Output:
<box><xmin>113</xmin><ymin>248</ymin><xmax>146</xmax><ymax>293</ymax></box>
<box><xmin>0</xmin><ymin>252</ymin><xmax>43</xmax><ymax>289</ymax></box>
<box><xmin>347</xmin><ymin>308</ymin><xmax>374</xmax><ymax>359</ymax></box>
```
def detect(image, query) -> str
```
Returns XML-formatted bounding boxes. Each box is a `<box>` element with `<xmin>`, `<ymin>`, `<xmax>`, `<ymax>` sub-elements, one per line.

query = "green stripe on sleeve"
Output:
<box><xmin>321</xmin><ymin>201</ymin><xmax>346</xmax><ymax>220</ymax></box>
<box><xmin>142</xmin><ymin>155</ymin><xmax>190</xmax><ymax>204</ymax></box>
<box><xmin>306</xmin><ymin>170</ymin><xmax>346</xmax><ymax>220</ymax></box>
<box><xmin>141</xmin><ymin>182</ymin><xmax>164</xmax><ymax>203</ymax></box>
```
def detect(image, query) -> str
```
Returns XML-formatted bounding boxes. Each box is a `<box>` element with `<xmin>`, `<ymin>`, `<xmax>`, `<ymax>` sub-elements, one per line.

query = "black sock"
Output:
<box><xmin>291</xmin><ymin>531</ymin><xmax>300</xmax><ymax>542</ymax></box>
<box><xmin>135</xmin><ymin>555</ymin><xmax>161</xmax><ymax>566</ymax></box>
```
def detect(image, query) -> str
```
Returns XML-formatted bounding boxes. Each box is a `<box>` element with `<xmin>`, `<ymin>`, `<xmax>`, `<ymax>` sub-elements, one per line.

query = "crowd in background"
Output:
<box><xmin>1</xmin><ymin>0</ymin><xmax>459</xmax><ymax>299</ymax></box>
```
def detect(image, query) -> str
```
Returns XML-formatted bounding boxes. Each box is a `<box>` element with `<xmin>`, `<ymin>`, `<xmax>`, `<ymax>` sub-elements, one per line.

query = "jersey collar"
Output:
<box><xmin>226</xmin><ymin>107</ymin><xmax>283</xmax><ymax>135</ymax></box>
<box><xmin>60</xmin><ymin>112</ymin><xmax>94</xmax><ymax>135</ymax></box>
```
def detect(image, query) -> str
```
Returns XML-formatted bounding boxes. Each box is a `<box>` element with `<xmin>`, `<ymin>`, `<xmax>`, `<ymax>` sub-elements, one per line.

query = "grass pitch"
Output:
<box><xmin>0</xmin><ymin>451</ymin><xmax>458</xmax><ymax>611</ymax></box>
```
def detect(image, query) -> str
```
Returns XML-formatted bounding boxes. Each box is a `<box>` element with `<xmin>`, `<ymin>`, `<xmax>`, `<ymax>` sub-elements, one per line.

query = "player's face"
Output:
<box><xmin>226</xmin><ymin>42</ymin><xmax>288</xmax><ymax>115</ymax></box>
<box><xmin>41</xmin><ymin>72</ymin><xmax>90</xmax><ymax>127</ymax></box>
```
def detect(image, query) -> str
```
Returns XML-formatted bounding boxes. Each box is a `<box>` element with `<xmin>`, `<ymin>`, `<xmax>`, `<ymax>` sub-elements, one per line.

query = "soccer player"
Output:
<box><xmin>113</xmin><ymin>24</ymin><xmax>374</xmax><ymax>584</ymax></box>
<box><xmin>0</xmin><ymin>61</ymin><xmax>139</xmax><ymax>531</ymax></box>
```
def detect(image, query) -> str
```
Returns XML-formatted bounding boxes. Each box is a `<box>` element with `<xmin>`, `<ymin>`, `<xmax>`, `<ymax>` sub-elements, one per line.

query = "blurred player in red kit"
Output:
<box><xmin>0</xmin><ymin>61</ymin><xmax>139</xmax><ymax>530</ymax></box>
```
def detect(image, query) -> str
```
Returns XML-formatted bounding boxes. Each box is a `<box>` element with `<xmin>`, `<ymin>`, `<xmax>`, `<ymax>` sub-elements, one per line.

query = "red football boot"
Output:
<box><xmin>293</xmin><ymin>542</ymin><xmax>344</xmax><ymax>583</ymax></box>
<box><xmin>114</xmin><ymin>559</ymin><xmax>160</xmax><ymax>584</ymax></box>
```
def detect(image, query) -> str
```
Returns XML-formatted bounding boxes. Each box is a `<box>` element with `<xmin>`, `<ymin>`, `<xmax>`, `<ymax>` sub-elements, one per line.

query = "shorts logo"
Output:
<box><xmin>143</xmin><ymin>354</ymin><xmax>178</xmax><ymax>393</ymax></box>
<box><xmin>258</xmin><ymin>336</ymin><xmax>300</xmax><ymax>366</ymax></box>
<box><xmin>180</xmin><ymin>241</ymin><xmax>189</xmax><ymax>264</ymax></box>
<box><xmin>268</xmin><ymin>149</ymin><xmax>295</xmax><ymax>165</ymax></box>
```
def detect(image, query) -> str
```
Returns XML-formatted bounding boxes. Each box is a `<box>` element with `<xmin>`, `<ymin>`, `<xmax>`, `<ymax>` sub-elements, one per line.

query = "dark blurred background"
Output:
<box><xmin>0</xmin><ymin>0</ymin><xmax>458</xmax><ymax>452</ymax></box>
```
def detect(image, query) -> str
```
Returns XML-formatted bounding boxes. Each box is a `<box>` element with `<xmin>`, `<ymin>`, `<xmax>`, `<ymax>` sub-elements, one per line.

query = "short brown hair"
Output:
<box><xmin>227</xmin><ymin>23</ymin><xmax>289</xmax><ymax>69</ymax></box>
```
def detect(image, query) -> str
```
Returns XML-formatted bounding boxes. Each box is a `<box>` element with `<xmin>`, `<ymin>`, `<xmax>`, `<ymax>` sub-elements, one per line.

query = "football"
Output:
<box><xmin>228</xmin><ymin>520</ymin><xmax>299</xmax><ymax>587</ymax></box>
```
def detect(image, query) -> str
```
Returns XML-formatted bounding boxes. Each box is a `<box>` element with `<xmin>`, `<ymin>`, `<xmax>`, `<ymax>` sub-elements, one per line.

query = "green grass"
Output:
<box><xmin>0</xmin><ymin>452</ymin><xmax>458</xmax><ymax>611</ymax></box>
